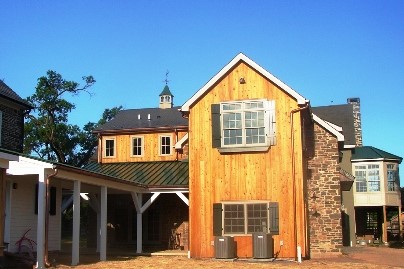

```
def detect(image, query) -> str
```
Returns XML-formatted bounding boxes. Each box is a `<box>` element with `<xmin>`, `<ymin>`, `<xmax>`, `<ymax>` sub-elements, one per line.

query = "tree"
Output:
<box><xmin>24</xmin><ymin>70</ymin><xmax>122</xmax><ymax>167</ymax></box>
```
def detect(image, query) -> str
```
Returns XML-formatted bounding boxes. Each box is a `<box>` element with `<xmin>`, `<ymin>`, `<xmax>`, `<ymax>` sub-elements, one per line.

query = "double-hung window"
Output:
<box><xmin>367</xmin><ymin>165</ymin><xmax>380</xmax><ymax>191</ymax></box>
<box><xmin>354</xmin><ymin>164</ymin><xmax>380</xmax><ymax>192</ymax></box>
<box><xmin>355</xmin><ymin>165</ymin><xmax>367</xmax><ymax>192</ymax></box>
<box><xmin>212</xmin><ymin>99</ymin><xmax>276</xmax><ymax>152</ymax></box>
<box><xmin>131</xmin><ymin>136</ymin><xmax>144</xmax><ymax>157</ymax></box>
<box><xmin>387</xmin><ymin>164</ymin><xmax>397</xmax><ymax>191</ymax></box>
<box><xmin>104</xmin><ymin>137</ymin><xmax>116</xmax><ymax>157</ymax></box>
<box><xmin>160</xmin><ymin>135</ymin><xmax>172</xmax><ymax>155</ymax></box>
<box><xmin>213</xmin><ymin>202</ymin><xmax>279</xmax><ymax>236</ymax></box>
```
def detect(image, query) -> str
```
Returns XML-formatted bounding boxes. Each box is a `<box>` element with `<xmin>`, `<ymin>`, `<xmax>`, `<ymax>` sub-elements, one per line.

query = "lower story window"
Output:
<box><xmin>214</xmin><ymin>202</ymin><xmax>279</xmax><ymax>236</ymax></box>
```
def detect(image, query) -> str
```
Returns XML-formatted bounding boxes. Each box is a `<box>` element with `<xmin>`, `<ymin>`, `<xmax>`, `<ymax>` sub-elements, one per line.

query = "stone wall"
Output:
<box><xmin>0</xmin><ymin>103</ymin><xmax>25</xmax><ymax>152</ymax></box>
<box><xmin>306</xmin><ymin>121</ymin><xmax>342</xmax><ymax>257</ymax></box>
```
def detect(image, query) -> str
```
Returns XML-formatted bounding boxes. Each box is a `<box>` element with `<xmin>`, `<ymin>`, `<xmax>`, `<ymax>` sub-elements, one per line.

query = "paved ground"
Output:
<box><xmin>2</xmin><ymin>245</ymin><xmax>404</xmax><ymax>268</ymax></box>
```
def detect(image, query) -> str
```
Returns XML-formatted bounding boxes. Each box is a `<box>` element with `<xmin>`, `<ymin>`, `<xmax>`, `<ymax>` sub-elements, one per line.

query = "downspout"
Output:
<box><xmin>175</xmin><ymin>128</ymin><xmax>179</xmax><ymax>161</ymax></box>
<box><xmin>44</xmin><ymin>168</ymin><xmax>58</xmax><ymax>267</ymax></box>
<box><xmin>290</xmin><ymin>103</ymin><xmax>309</xmax><ymax>261</ymax></box>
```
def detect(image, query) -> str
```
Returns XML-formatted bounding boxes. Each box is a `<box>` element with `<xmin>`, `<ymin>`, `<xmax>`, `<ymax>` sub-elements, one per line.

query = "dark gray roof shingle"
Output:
<box><xmin>0</xmin><ymin>80</ymin><xmax>32</xmax><ymax>108</ymax></box>
<box><xmin>311</xmin><ymin>104</ymin><xmax>355</xmax><ymax>146</ymax></box>
<box><xmin>94</xmin><ymin>106</ymin><xmax>188</xmax><ymax>133</ymax></box>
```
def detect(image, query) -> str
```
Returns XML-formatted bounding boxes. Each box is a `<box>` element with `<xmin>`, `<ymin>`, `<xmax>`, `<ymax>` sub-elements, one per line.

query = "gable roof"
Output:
<box><xmin>351</xmin><ymin>146</ymin><xmax>402</xmax><ymax>163</ymax></box>
<box><xmin>181</xmin><ymin>53</ymin><xmax>308</xmax><ymax>111</ymax></box>
<box><xmin>311</xmin><ymin>104</ymin><xmax>356</xmax><ymax>146</ymax></box>
<box><xmin>84</xmin><ymin>161</ymin><xmax>189</xmax><ymax>187</ymax></box>
<box><xmin>0</xmin><ymin>80</ymin><xmax>32</xmax><ymax>108</ymax></box>
<box><xmin>94</xmin><ymin>106</ymin><xmax>188</xmax><ymax>134</ymax></box>
<box><xmin>312</xmin><ymin>114</ymin><xmax>344</xmax><ymax>142</ymax></box>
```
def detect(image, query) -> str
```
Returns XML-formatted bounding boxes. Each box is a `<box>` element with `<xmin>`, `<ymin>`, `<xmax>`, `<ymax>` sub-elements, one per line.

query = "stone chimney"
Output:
<box><xmin>347</xmin><ymin>97</ymin><xmax>362</xmax><ymax>146</ymax></box>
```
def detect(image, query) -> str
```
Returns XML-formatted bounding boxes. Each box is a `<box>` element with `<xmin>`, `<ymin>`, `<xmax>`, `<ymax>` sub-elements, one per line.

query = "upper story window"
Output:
<box><xmin>211</xmin><ymin>99</ymin><xmax>276</xmax><ymax>153</ymax></box>
<box><xmin>160</xmin><ymin>135</ymin><xmax>172</xmax><ymax>155</ymax></box>
<box><xmin>354</xmin><ymin>164</ymin><xmax>380</xmax><ymax>192</ymax></box>
<box><xmin>213</xmin><ymin>201</ymin><xmax>279</xmax><ymax>236</ymax></box>
<box><xmin>131</xmin><ymin>136</ymin><xmax>144</xmax><ymax>157</ymax></box>
<box><xmin>104</xmin><ymin>137</ymin><xmax>116</xmax><ymax>158</ymax></box>
<box><xmin>387</xmin><ymin>164</ymin><xmax>398</xmax><ymax>191</ymax></box>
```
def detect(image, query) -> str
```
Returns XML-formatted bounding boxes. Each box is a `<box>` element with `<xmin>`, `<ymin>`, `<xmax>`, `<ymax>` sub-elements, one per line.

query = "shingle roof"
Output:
<box><xmin>84</xmin><ymin>161</ymin><xmax>189</xmax><ymax>187</ymax></box>
<box><xmin>311</xmin><ymin>104</ymin><xmax>355</xmax><ymax>146</ymax></box>
<box><xmin>94</xmin><ymin>106</ymin><xmax>188</xmax><ymax>133</ymax></box>
<box><xmin>0</xmin><ymin>80</ymin><xmax>32</xmax><ymax>108</ymax></box>
<box><xmin>351</xmin><ymin>146</ymin><xmax>402</xmax><ymax>163</ymax></box>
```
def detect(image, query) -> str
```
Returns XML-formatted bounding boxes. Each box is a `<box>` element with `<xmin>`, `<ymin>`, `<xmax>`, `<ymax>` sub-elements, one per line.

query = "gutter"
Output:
<box><xmin>290</xmin><ymin>103</ymin><xmax>309</xmax><ymax>261</ymax></box>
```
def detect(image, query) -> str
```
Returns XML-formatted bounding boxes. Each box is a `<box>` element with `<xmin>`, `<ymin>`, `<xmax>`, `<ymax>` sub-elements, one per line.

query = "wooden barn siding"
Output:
<box><xmin>100</xmin><ymin>131</ymin><xmax>188</xmax><ymax>163</ymax></box>
<box><xmin>188</xmin><ymin>62</ymin><xmax>307</xmax><ymax>258</ymax></box>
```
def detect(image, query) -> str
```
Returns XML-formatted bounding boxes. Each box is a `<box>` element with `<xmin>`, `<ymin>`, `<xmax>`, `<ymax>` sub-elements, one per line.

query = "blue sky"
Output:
<box><xmin>1</xmin><ymin>1</ymin><xmax>403</xmax><ymax>183</ymax></box>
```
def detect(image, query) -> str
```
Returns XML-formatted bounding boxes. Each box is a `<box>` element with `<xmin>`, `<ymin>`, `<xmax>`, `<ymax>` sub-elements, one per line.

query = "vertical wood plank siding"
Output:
<box><xmin>100</xmin><ymin>131</ymin><xmax>188</xmax><ymax>163</ymax></box>
<box><xmin>188</xmin><ymin>62</ymin><xmax>307</xmax><ymax>258</ymax></box>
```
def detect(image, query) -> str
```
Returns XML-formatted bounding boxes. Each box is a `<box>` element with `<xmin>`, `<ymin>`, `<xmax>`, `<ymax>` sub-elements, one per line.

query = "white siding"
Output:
<box><xmin>8</xmin><ymin>175</ymin><xmax>61</xmax><ymax>252</ymax></box>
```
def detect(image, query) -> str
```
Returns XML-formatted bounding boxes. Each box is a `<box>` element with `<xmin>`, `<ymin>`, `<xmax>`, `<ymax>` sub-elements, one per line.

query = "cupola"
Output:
<box><xmin>159</xmin><ymin>85</ymin><xmax>174</xmax><ymax>109</ymax></box>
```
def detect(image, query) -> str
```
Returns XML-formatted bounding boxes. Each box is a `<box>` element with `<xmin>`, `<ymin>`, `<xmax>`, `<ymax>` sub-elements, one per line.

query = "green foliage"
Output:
<box><xmin>24</xmin><ymin>70</ymin><xmax>122</xmax><ymax>166</ymax></box>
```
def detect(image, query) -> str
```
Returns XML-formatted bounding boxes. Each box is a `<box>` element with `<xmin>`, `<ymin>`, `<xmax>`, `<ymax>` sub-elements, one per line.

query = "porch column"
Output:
<box><xmin>88</xmin><ymin>193</ymin><xmax>101</xmax><ymax>253</ymax></box>
<box><xmin>382</xmin><ymin>205</ymin><xmax>387</xmax><ymax>243</ymax></box>
<box><xmin>100</xmin><ymin>186</ymin><xmax>107</xmax><ymax>261</ymax></box>
<box><xmin>0</xmin><ymin>169</ymin><xmax>5</xmax><ymax>256</ymax></box>
<box><xmin>36</xmin><ymin>170</ymin><xmax>46</xmax><ymax>269</ymax></box>
<box><xmin>72</xmin><ymin>180</ymin><xmax>81</xmax><ymax>266</ymax></box>
<box><xmin>136</xmin><ymin>193</ymin><xmax>142</xmax><ymax>254</ymax></box>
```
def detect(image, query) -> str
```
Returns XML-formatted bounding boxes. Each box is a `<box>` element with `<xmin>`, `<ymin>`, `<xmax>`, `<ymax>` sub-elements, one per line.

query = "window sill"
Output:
<box><xmin>217</xmin><ymin>146</ymin><xmax>269</xmax><ymax>153</ymax></box>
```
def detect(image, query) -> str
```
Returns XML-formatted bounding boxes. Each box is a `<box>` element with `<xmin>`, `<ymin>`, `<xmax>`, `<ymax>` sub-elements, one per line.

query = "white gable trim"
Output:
<box><xmin>181</xmin><ymin>53</ymin><xmax>308</xmax><ymax>111</ymax></box>
<box><xmin>312</xmin><ymin>114</ymin><xmax>344</xmax><ymax>142</ymax></box>
<box><xmin>175</xmin><ymin>133</ymin><xmax>188</xmax><ymax>150</ymax></box>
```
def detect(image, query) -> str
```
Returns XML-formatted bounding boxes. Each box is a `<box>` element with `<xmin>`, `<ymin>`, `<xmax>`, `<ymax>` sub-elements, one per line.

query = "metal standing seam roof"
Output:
<box><xmin>84</xmin><ymin>161</ymin><xmax>189</xmax><ymax>187</ymax></box>
<box><xmin>351</xmin><ymin>146</ymin><xmax>402</xmax><ymax>163</ymax></box>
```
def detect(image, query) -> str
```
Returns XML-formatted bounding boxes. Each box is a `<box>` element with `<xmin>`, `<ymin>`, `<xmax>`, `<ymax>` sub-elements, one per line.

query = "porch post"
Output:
<box><xmin>36</xmin><ymin>170</ymin><xmax>46</xmax><ymax>269</ymax></box>
<box><xmin>97</xmin><ymin>211</ymin><xmax>101</xmax><ymax>253</ymax></box>
<box><xmin>0</xmin><ymin>169</ymin><xmax>5</xmax><ymax>256</ymax></box>
<box><xmin>137</xmin><ymin>193</ymin><xmax>142</xmax><ymax>254</ymax></box>
<box><xmin>72</xmin><ymin>180</ymin><xmax>81</xmax><ymax>266</ymax></box>
<box><xmin>382</xmin><ymin>205</ymin><xmax>387</xmax><ymax>243</ymax></box>
<box><xmin>100</xmin><ymin>186</ymin><xmax>107</xmax><ymax>261</ymax></box>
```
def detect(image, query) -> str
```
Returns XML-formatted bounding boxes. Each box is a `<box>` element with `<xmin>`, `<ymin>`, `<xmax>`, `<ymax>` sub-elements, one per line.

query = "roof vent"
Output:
<box><xmin>138</xmin><ymin>114</ymin><xmax>141</xmax><ymax>120</ymax></box>
<box><xmin>148</xmin><ymin>114</ymin><xmax>151</xmax><ymax>120</ymax></box>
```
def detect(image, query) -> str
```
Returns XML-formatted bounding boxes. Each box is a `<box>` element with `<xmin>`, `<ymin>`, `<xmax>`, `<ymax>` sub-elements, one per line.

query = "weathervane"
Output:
<box><xmin>163</xmin><ymin>70</ymin><xmax>170</xmax><ymax>85</ymax></box>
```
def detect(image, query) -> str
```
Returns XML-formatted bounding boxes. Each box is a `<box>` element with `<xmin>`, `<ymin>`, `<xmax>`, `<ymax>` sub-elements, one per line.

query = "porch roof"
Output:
<box><xmin>84</xmin><ymin>161</ymin><xmax>189</xmax><ymax>187</ymax></box>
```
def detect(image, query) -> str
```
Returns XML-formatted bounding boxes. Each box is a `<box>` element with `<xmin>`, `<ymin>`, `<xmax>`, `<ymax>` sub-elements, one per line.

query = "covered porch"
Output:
<box><xmin>1</xmin><ymin>151</ymin><xmax>189</xmax><ymax>268</ymax></box>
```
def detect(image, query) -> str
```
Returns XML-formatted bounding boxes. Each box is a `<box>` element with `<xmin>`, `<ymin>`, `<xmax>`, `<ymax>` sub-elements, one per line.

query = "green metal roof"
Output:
<box><xmin>351</xmin><ymin>146</ymin><xmax>402</xmax><ymax>163</ymax></box>
<box><xmin>84</xmin><ymin>161</ymin><xmax>189</xmax><ymax>187</ymax></box>
<box><xmin>159</xmin><ymin>85</ymin><xmax>173</xmax><ymax>96</ymax></box>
